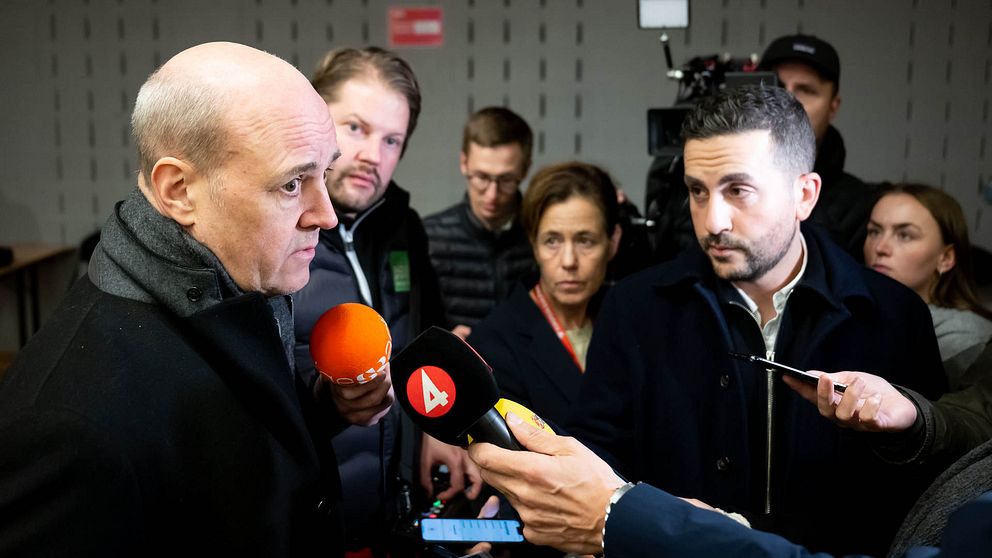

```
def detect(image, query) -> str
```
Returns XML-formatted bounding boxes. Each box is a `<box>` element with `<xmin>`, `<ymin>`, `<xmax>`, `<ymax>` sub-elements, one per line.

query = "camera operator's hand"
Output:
<box><xmin>420</xmin><ymin>434</ymin><xmax>483</xmax><ymax>500</ymax></box>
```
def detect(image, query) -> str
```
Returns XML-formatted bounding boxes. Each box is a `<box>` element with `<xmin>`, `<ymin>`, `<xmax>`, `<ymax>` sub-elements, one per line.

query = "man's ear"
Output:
<box><xmin>459</xmin><ymin>151</ymin><xmax>469</xmax><ymax>177</ymax></box>
<box><xmin>827</xmin><ymin>93</ymin><xmax>841</xmax><ymax>125</ymax></box>
<box><xmin>145</xmin><ymin>157</ymin><xmax>202</xmax><ymax>227</ymax></box>
<box><xmin>795</xmin><ymin>171</ymin><xmax>821</xmax><ymax>222</ymax></box>
<box><xmin>519</xmin><ymin>160</ymin><xmax>531</xmax><ymax>182</ymax></box>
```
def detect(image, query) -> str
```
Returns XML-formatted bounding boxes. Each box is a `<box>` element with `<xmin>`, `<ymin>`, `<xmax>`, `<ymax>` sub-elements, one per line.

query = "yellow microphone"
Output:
<box><xmin>467</xmin><ymin>398</ymin><xmax>555</xmax><ymax>444</ymax></box>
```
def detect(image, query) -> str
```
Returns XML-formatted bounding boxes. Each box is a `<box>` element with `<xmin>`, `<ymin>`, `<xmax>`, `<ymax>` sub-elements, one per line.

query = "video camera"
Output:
<box><xmin>643</xmin><ymin>34</ymin><xmax>778</xmax><ymax>261</ymax></box>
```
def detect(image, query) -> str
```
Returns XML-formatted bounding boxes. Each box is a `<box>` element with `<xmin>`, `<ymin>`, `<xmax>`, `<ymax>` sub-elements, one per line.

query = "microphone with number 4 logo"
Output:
<box><xmin>390</xmin><ymin>327</ymin><xmax>552</xmax><ymax>450</ymax></box>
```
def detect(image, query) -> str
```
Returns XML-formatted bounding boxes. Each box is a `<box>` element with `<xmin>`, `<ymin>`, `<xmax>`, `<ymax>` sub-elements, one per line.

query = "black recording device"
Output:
<box><xmin>729</xmin><ymin>351</ymin><xmax>848</xmax><ymax>393</ymax></box>
<box><xmin>647</xmin><ymin>71</ymin><xmax>777</xmax><ymax>156</ymax></box>
<box><xmin>646</xmin><ymin>107</ymin><xmax>690</xmax><ymax>158</ymax></box>
<box><xmin>648</xmin><ymin>58</ymin><xmax>777</xmax><ymax>156</ymax></box>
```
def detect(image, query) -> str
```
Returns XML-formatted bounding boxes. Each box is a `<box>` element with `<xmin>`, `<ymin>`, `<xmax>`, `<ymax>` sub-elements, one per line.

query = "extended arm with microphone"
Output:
<box><xmin>391</xmin><ymin>327</ymin><xmax>552</xmax><ymax>450</ymax></box>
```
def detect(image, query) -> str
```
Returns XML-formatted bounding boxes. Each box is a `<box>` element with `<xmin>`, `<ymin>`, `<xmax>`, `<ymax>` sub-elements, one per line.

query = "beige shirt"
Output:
<box><xmin>566</xmin><ymin>321</ymin><xmax>594</xmax><ymax>372</ymax></box>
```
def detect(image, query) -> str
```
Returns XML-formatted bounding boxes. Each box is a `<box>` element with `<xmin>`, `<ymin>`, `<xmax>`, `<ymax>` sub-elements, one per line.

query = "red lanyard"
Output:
<box><xmin>530</xmin><ymin>283</ymin><xmax>583</xmax><ymax>371</ymax></box>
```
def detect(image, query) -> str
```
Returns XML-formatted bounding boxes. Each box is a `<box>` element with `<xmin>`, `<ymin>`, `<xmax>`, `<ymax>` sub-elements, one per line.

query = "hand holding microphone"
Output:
<box><xmin>468</xmin><ymin>412</ymin><xmax>625</xmax><ymax>555</ymax></box>
<box><xmin>315</xmin><ymin>369</ymin><xmax>394</xmax><ymax>426</ymax></box>
<box><xmin>310</xmin><ymin>303</ymin><xmax>394</xmax><ymax>426</ymax></box>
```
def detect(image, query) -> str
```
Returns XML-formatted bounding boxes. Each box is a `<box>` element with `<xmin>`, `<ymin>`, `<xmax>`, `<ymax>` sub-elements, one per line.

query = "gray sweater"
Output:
<box><xmin>930</xmin><ymin>305</ymin><xmax>992</xmax><ymax>390</ymax></box>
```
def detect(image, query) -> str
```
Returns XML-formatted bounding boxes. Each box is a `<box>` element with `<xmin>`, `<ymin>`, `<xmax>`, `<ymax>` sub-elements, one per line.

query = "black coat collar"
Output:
<box><xmin>651</xmin><ymin>224</ymin><xmax>872</xmax><ymax>314</ymax></box>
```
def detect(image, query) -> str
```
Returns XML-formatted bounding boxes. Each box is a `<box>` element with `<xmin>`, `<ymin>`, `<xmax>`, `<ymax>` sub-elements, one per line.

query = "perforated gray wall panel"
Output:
<box><xmin>1</xmin><ymin>0</ymin><xmax>990</xmax><ymax>249</ymax></box>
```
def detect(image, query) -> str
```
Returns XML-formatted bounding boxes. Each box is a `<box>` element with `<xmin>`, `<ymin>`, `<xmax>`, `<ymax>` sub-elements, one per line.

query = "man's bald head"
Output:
<box><xmin>131</xmin><ymin>42</ymin><xmax>313</xmax><ymax>187</ymax></box>
<box><xmin>130</xmin><ymin>42</ymin><xmax>340</xmax><ymax>296</ymax></box>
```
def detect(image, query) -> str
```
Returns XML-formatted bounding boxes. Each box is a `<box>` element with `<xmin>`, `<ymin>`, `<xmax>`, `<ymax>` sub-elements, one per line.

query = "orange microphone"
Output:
<box><xmin>309</xmin><ymin>303</ymin><xmax>392</xmax><ymax>385</ymax></box>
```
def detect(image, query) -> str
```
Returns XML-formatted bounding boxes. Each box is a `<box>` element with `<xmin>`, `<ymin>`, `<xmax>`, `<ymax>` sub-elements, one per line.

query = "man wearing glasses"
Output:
<box><xmin>424</xmin><ymin>107</ymin><xmax>537</xmax><ymax>339</ymax></box>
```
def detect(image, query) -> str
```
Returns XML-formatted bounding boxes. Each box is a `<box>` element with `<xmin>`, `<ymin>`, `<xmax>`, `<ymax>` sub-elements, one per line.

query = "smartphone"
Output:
<box><xmin>729</xmin><ymin>351</ymin><xmax>847</xmax><ymax>393</ymax></box>
<box><xmin>420</xmin><ymin>518</ymin><xmax>524</xmax><ymax>544</ymax></box>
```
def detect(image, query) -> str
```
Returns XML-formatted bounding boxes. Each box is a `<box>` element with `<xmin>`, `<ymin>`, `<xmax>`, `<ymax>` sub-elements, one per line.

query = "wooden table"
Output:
<box><xmin>0</xmin><ymin>244</ymin><xmax>76</xmax><ymax>347</ymax></box>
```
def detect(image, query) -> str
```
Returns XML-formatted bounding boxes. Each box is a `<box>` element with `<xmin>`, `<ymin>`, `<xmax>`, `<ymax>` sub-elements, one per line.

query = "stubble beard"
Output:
<box><xmin>327</xmin><ymin>163</ymin><xmax>383</xmax><ymax>216</ymax></box>
<box><xmin>702</xmin><ymin>220</ymin><xmax>797</xmax><ymax>283</ymax></box>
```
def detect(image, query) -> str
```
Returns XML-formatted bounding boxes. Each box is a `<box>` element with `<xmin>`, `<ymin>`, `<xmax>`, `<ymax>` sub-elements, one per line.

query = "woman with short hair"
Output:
<box><xmin>468</xmin><ymin>161</ymin><xmax>622</xmax><ymax>426</ymax></box>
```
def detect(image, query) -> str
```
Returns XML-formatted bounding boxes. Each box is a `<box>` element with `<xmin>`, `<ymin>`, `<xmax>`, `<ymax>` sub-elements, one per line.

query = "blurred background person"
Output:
<box><xmin>864</xmin><ymin>183</ymin><xmax>992</xmax><ymax>388</ymax></box>
<box><xmin>424</xmin><ymin>107</ymin><xmax>536</xmax><ymax>340</ymax></box>
<box><xmin>469</xmin><ymin>161</ymin><xmax>621</xmax><ymax>428</ymax></box>
<box><xmin>759</xmin><ymin>34</ymin><xmax>876</xmax><ymax>259</ymax></box>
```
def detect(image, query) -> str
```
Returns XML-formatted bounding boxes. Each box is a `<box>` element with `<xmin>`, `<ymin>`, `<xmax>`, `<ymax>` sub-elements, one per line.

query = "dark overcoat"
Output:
<box><xmin>468</xmin><ymin>281</ymin><xmax>594</xmax><ymax>428</ymax></box>
<box><xmin>0</xmin><ymin>277</ymin><xmax>344</xmax><ymax>557</ymax></box>
<box><xmin>569</xmin><ymin>224</ymin><xmax>948</xmax><ymax>556</ymax></box>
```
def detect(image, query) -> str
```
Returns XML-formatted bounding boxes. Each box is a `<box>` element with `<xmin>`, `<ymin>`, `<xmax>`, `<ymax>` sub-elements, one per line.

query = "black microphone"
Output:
<box><xmin>660</xmin><ymin>32</ymin><xmax>674</xmax><ymax>70</ymax></box>
<box><xmin>391</xmin><ymin>327</ymin><xmax>533</xmax><ymax>450</ymax></box>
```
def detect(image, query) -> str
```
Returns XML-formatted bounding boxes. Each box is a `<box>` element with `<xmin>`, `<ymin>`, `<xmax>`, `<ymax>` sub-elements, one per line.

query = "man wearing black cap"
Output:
<box><xmin>760</xmin><ymin>34</ymin><xmax>876</xmax><ymax>259</ymax></box>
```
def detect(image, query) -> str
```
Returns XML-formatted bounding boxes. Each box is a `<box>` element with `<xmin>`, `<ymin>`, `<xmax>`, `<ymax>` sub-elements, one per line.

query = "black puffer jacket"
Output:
<box><xmin>423</xmin><ymin>198</ymin><xmax>535</xmax><ymax>328</ymax></box>
<box><xmin>294</xmin><ymin>182</ymin><xmax>445</xmax><ymax>360</ymax></box>
<box><xmin>809</xmin><ymin>126</ymin><xmax>877</xmax><ymax>260</ymax></box>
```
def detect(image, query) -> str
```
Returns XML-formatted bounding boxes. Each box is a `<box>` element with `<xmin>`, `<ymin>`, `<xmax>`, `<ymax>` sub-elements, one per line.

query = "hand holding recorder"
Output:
<box><xmin>729</xmin><ymin>351</ymin><xmax>918</xmax><ymax>432</ymax></box>
<box><xmin>783</xmin><ymin>370</ymin><xmax>919</xmax><ymax>433</ymax></box>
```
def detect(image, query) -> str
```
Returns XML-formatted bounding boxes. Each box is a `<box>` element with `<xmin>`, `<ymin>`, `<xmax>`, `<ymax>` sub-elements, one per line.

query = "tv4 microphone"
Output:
<box><xmin>390</xmin><ymin>327</ymin><xmax>552</xmax><ymax>450</ymax></box>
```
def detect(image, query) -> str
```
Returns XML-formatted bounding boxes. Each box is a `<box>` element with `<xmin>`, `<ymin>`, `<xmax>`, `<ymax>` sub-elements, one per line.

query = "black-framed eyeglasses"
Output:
<box><xmin>465</xmin><ymin>171</ymin><xmax>522</xmax><ymax>194</ymax></box>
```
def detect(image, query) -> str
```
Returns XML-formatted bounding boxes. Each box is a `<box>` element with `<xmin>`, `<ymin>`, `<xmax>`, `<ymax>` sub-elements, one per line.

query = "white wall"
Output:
<box><xmin>1</xmin><ymin>0</ymin><xmax>991</xmax><ymax>347</ymax></box>
<box><xmin>1</xmin><ymin>0</ymin><xmax>990</xmax><ymax>247</ymax></box>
